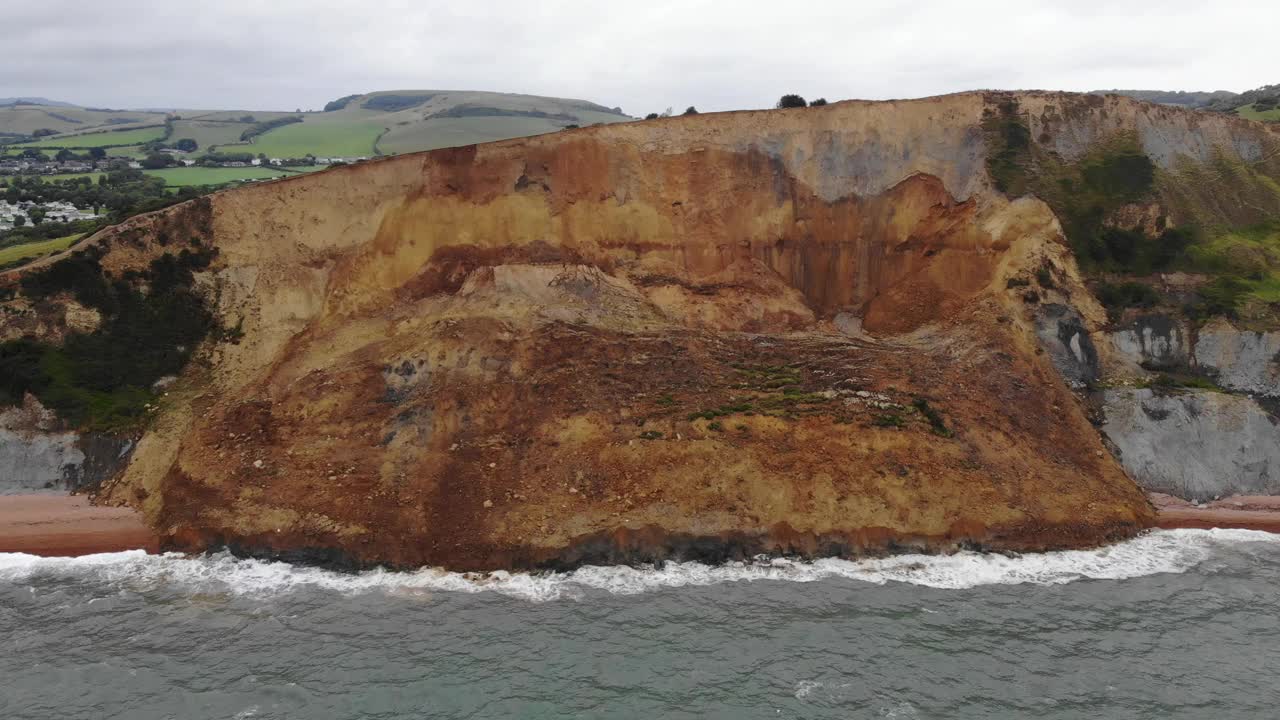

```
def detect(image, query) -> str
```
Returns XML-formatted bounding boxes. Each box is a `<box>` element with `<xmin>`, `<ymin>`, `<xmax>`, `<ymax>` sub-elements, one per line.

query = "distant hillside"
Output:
<box><xmin>1090</xmin><ymin>89</ymin><xmax>1236</xmax><ymax>108</ymax></box>
<box><xmin>0</xmin><ymin>97</ymin><xmax>77</xmax><ymax>108</ymax></box>
<box><xmin>1095</xmin><ymin>85</ymin><xmax>1279</xmax><ymax>122</ymax></box>
<box><xmin>0</xmin><ymin>90</ymin><xmax>631</xmax><ymax>159</ymax></box>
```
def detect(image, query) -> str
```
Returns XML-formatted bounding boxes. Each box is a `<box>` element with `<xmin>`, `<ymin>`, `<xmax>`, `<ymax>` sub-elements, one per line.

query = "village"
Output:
<box><xmin>0</xmin><ymin>198</ymin><xmax>99</xmax><ymax>231</ymax></box>
<box><xmin>0</xmin><ymin>151</ymin><xmax>371</xmax><ymax>177</ymax></box>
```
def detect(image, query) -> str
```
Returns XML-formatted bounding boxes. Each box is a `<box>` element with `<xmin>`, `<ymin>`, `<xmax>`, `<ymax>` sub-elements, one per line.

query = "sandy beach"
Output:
<box><xmin>0</xmin><ymin>495</ymin><xmax>158</xmax><ymax>556</ymax></box>
<box><xmin>1</xmin><ymin>493</ymin><xmax>1279</xmax><ymax>559</ymax></box>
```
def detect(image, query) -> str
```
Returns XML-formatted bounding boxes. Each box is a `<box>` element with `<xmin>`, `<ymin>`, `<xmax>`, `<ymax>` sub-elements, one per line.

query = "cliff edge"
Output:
<box><xmin>8</xmin><ymin>90</ymin><xmax>1278</xmax><ymax>569</ymax></box>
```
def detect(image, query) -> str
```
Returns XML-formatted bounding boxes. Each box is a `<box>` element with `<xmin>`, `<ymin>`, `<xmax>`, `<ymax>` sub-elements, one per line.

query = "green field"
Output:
<box><xmin>169</xmin><ymin>119</ymin><xmax>257</xmax><ymax>151</ymax></box>
<box><xmin>3</xmin><ymin>143</ymin><xmax>150</xmax><ymax>159</ymax></box>
<box><xmin>31</xmin><ymin>172</ymin><xmax>105</xmax><ymax>184</ymax></box>
<box><xmin>236</xmin><ymin>119</ymin><xmax>384</xmax><ymax>158</ymax></box>
<box><xmin>143</xmin><ymin>166</ymin><xmax>287</xmax><ymax>186</ymax></box>
<box><xmin>16</xmin><ymin>126</ymin><xmax>167</xmax><ymax>148</ymax></box>
<box><xmin>1237</xmin><ymin>103</ymin><xmax>1280</xmax><ymax>122</ymax></box>
<box><xmin>377</xmin><ymin>116</ymin><xmax>564</xmax><ymax>154</ymax></box>
<box><xmin>0</xmin><ymin>233</ymin><xmax>82</xmax><ymax>267</ymax></box>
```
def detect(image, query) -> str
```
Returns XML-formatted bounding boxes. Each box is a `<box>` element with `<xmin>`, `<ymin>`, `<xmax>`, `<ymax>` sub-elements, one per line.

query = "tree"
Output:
<box><xmin>27</xmin><ymin>208</ymin><xmax>44</xmax><ymax>225</ymax></box>
<box><xmin>777</xmin><ymin>94</ymin><xmax>807</xmax><ymax>109</ymax></box>
<box><xmin>683</xmin><ymin>106</ymin><xmax>699</xmax><ymax>115</ymax></box>
<box><xmin>13</xmin><ymin>215</ymin><xmax>25</xmax><ymax>227</ymax></box>
<box><xmin>645</xmin><ymin>113</ymin><xmax>660</xmax><ymax>120</ymax></box>
<box><xmin>174</xmin><ymin>138</ymin><xmax>198</xmax><ymax>152</ymax></box>
<box><xmin>88</xmin><ymin>147</ymin><xmax>107</xmax><ymax>160</ymax></box>
<box><xmin>31</xmin><ymin>128</ymin><xmax>57</xmax><ymax>137</ymax></box>
<box><xmin>810</xmin><ymin>98</ymin><xmax>829</xmax><ymax>106</ymax></box>
<box><xmin>55</xmin><ymin>149</ymin><xmax>75</xmax><ymax>161</ymax></box>
<box><xmin>141</xmin><ymin>152</ymin><xmax>173</xmax><ymax>170</ymax></box>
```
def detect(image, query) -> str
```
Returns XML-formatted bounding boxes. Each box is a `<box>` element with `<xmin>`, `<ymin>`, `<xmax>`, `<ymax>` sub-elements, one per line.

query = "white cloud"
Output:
<box><xmin>2</xmin><ymin>0</ymin><xmax>1274</xmax><ymax>113</ymax></box>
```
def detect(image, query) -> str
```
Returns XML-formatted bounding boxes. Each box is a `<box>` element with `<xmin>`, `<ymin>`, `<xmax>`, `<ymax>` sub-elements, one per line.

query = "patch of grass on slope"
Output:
<box><xmin>1237</xmin><ymin>103</ymin><xmax>1280</xmax><ymax>122</ymax></box>
<box><xmin>235</xmin><ymin>118</ymin><xmax>383</xmax><ymax>157</ymax></box>
<box><xmin>0</xmin><ymin>234</ymin><xmax>81</xmax><ymax>268</ymax></box>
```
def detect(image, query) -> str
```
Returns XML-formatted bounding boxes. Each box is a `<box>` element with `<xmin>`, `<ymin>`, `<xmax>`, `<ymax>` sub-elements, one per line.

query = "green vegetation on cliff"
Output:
<box><xmin>985</xmin><ymin>96</ymin><xmax>1280</xmax><ymax>322</ymax></box>
<box><xmin>0</xmin><ymin>234</ymin><xmax>218</xmax><ymax>431</ymax></box>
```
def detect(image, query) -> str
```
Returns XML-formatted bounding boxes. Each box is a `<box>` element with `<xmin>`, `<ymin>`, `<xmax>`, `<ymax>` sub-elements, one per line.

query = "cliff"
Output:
<box><xmin>5</xmin><ymin>90</ymin><xmax>1279</xmax><ymax>570</ymax></box>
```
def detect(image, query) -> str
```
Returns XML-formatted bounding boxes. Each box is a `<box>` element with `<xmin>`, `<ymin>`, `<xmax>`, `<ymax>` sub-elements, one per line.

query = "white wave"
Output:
<box><xmin>794</xmin><ymin>680</ymin><xmax>822</xmax><ymax>700</ymax></box>
<box><xmin>0</xmin><ymin>528</ymin><xmax>1275</xmax><ymax>602</ymax></box>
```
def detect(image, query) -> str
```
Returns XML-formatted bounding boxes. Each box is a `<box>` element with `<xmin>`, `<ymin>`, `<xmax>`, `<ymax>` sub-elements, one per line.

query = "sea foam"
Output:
<box><xmin>0</xmin><ymin>528</ymin><xmax>1275</xmax><ymax>602</ymax></box>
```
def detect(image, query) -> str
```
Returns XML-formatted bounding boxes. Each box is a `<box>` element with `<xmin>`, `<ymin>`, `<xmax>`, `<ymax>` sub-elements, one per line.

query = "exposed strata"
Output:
<box><xmin>6</xmin><ymin>90</ymin><xmax>1280</xmax><ymax>569</ymax></box>
<box><xmin>1103</xmin><ymin>388</ymin><xmax>1280</xmax><ymax>500</ymax></box>
<box><xmin>0</xmin><ymin>396</ymin><xmax>134</xmax><ymax>494</ymax></box>
<box><xmin>1193</xmin><ymin>318</ymin><xmax>1280</xmax><ymax>396</ymax></box>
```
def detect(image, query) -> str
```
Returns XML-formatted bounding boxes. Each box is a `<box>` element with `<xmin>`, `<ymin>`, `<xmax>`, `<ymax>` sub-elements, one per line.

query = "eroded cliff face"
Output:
<box><xmin>10</xmin><ymin>90</ymin><xmax>1278</xmax><ymax>569</ymax></box>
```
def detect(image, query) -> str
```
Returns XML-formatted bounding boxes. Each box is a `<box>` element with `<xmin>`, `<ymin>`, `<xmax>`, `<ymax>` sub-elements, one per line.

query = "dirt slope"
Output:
<box><xmin>13</xmin><ymin>91</ymin><xmax>1277</xmax><ymax>569</ymax></box>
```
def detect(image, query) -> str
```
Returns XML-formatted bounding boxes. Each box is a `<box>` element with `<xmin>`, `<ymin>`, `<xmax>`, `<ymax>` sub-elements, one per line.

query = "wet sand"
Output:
<box><xmin>1148</xmin><ymin>493</ymin><xmax>1280</xmax><ymax>534</ymax></box>
<box><xmin>0</xmin><ymin>495</ymin><xmax>157</xmax><ymax>556</ymax></box>
<box><xmin>0</xmin><ymin>493</ymin><xmax>1277</xmax><ymax>559</ymax></box>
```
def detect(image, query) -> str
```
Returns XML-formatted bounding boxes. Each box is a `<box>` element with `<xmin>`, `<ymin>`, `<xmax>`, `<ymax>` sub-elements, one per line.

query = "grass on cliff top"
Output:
<box><xmin>0</xmin><ymin>233</ymin><xmax>81</xmax><ymax>268</ymax></box>
<box><xmin>1237</xmin><ymin>103</ymin><xmax>1280</xmax><ymax>122</ymax></box>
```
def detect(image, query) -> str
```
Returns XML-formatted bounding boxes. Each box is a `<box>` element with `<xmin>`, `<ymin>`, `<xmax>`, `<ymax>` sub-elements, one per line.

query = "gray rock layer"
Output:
<box><xmin>1036</xmin><ymin>304</ymin><xmax>1099</xmax><ymax>386</ymax></box>
<box><xmin>1193</xmin><ymin>319</ymin><xmax>1280</xmax><ymax>397</ymax></box>
<box><xmin>1108</xmin><ymin>315</ymin><xmax>1189</xmax><ymax>371</ymax></box>
<box><xmin>0</xmin><ymin>427</ymin><xmax>85</xmax><ymax>493</ymax></box>
<box><xmin>1103</xmin><ymin>388</ymin><xmax>1280</xmax><ymax>501</ymax></box>
<box><xmin>0</xmin><ymin>400</ymin><xmax>135</xmax><ymax>494</ymax></box>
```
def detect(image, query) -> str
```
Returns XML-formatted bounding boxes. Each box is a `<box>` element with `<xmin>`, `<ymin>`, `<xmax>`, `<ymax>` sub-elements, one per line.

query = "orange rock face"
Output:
<box><xmin>23</xmin><ymin>91</ymin><xmax>1274</xmax><ymax>568</ymax></box>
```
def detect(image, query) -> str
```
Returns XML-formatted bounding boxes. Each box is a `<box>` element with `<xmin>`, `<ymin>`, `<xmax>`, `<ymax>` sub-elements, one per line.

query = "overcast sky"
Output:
<box><xmin>4</xmin><ymin>0</ymin><xmax>1275</xmax><ymax>114</ymax></box>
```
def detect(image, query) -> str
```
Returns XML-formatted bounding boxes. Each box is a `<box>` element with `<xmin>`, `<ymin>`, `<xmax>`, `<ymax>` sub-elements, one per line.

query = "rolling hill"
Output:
<box><xmin>0</xmin><ymin>90</ymin><xmax>632</xmax><ymax>159</ymax></box>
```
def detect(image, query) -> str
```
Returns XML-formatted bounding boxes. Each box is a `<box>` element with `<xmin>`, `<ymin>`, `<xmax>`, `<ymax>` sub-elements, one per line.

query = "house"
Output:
<box><xmin>180</xmin><ymin>159</ymin><xmax>196</xmax><ymax>166</ymax></box>
<box><xmin>127</xmin><ymin>161</ymin><xmax>142</xmax><ymax>169</ymax></box>
<box><xmin>268</xmin><ymin>158</ymin><xmax>283</xmax><ymax>166</ymax></box>
<box><xmin>314</xmin><ymin>157</ymin><xmax>331</xmax><ymax>165</ymax></box>
<box><xmin>224</xmin><ymin>161</ymin><xmax>247</xmax><ymax>168</ymax></box>
<box><xmin>250</xmin><ymin>158</ymin><xmax>261</xmax><ymax>166</ymax></box>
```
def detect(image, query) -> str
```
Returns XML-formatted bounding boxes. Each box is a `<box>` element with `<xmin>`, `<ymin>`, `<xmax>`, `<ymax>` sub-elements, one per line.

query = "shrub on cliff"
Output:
<box><xmin>1095</xmin><ymin>281</ymin><xmax>1162</xmax><ymax>321</ymax></box>
<box><xmin>777</xmin><ymin>94</ymin><xmax>807</xmax><ymax>109</ymax></box>
<box><xmin>683</xmin><ymin>106</ymin><xmax>699</xmax><ymax>115</ymax></box>
<box><xmin>5</xmin><ymin>243</ymin><xmax>220</xmax><ymax>430</ymax></box>
<box><xmin>810</xmin><ymin>98</ymin><xmax>829</xmax><ymax>106</ymax></box>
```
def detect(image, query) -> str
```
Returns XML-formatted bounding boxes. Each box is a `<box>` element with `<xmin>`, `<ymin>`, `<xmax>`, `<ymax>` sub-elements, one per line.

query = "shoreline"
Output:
<box><xmin>1</xmin><ymin>493</ymin><xmax>1279</xmax><ymax>561</ymax></box>
<box><xmin>0</xmin><ymin>494</ymin><xmax>158</xmax><ymax>557</ymax></box>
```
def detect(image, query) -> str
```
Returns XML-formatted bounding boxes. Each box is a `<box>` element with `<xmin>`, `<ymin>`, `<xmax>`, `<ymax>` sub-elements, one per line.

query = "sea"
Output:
<box><xmin>2</xmin><ymin>528</ymin><xmax>1279</xmax><ymax>719</ymax></box>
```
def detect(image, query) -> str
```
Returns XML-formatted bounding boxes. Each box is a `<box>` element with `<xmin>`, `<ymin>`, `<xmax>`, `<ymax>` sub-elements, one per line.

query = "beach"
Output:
<box><xmin>1</xmin><ymin>493</ymin><xmax>1278</xmax><ymax>559</ymax></box>
<box><xmin>0</xmin><ymin>494</ymin><xmax>157</xmax><ymax>556</ymax></box>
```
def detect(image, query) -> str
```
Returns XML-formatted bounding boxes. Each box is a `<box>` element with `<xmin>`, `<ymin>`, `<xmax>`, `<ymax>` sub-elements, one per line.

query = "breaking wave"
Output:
<box><xmin>1</xmin><ymin>529</ymin><xmax>1275</xmax><ymax>602</ymax></box>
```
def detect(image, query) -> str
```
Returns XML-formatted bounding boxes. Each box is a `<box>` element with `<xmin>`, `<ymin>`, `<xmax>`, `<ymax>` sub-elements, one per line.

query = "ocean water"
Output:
<box><xmin>2</xmin><ymin>529</ymin><xmax>1279</xmax><ymax>719</ymax></box>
